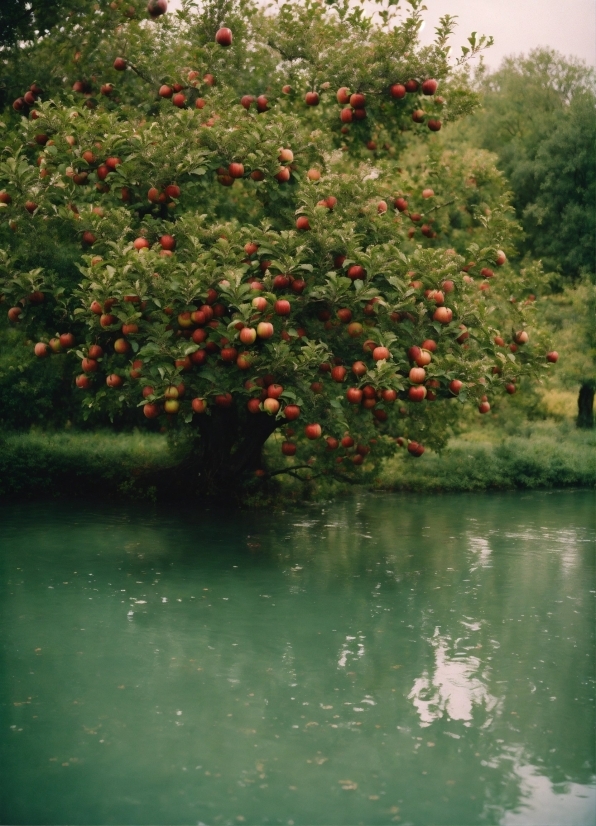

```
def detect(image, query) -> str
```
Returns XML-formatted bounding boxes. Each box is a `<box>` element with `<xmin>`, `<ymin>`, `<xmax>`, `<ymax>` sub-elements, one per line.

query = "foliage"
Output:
<box><xmin>465</xmin><ymin>48</ymin><xmax>596</xmax><ymax>283</ymax></box>
<box><xmin>0</xmin><ymin>0</ymin><xmax>94</xmax><ymax>50</ymax></box>
<box><xmin>376</xmin><ymin>420</ymin><xmax>596</xmax><ymax>492</ymax></box>
<box><xmin>0</xmin><ymin>0</ymin><xmax>557</xmax><ymax>496</ymax></box>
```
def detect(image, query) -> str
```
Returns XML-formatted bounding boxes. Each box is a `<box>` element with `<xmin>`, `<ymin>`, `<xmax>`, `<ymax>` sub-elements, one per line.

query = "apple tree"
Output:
<box><xmin>0</xmin><ymin>0</ymin><xmax>558</xmax><ymax>497</ymax></box>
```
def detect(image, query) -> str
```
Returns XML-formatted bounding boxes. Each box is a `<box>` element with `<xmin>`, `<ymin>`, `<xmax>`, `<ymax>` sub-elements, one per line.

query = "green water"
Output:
<box><xmin>1</xmin><ymin>490</ymin><xmax>594</xmax><ymax>826</ymax></box>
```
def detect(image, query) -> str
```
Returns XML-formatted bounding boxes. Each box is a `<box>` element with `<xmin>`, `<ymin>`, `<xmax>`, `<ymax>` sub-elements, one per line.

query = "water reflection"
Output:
<box><xmin>409</xmin><ymin>627</ymin><xmax>500</xmax><ymax>727</ymax></box>
<box><xmin>0</xmin><ymin>490</ymin><xmax>594</xmax><ymax>825</ymax></box>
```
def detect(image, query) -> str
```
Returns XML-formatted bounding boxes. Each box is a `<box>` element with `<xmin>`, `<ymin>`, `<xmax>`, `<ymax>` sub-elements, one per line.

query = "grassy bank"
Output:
<box><xmin>0</xmin><ymin>430</ymin><xmax>173</xmax><ymax>500</ymax></box>
<box><xmin>0</xmin><ymin>418</ymin><xmax>594</xmax><ymax>503</ymax></box>
<box><xmin>375</xmin><ymin>420</ymin><xmax>596</xmax><ymax>493</ymax></box>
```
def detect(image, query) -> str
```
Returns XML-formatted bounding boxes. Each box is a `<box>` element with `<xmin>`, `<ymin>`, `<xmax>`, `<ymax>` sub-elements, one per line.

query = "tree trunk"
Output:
<box><xmin>163</xmin><ymin>407</ymin><xmax>280</xmax><ymax>501</ymax></box>
<box><xmin>577</xmin><ymin>382</ymin><xmax>595</xmax><ymax>429</ymax></box>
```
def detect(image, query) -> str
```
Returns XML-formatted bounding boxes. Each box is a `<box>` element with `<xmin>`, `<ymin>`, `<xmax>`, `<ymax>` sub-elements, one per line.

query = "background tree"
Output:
<box><xmin>0</xmin><ymin>0</ymin><xmax>557</xmax><ymax>499</ymax></box>
<box><xmin>462</xmin><ymin>48</ymin><xmax>595</xmax><ymax>427</ymax></box>
<box><xmin>468</xmin><ymin>48</ymin><xmax>595</xmax><ymax>283</ymax></box>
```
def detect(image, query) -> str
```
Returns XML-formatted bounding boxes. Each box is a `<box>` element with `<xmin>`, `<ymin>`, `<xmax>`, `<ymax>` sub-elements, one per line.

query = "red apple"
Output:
<box><xmin>284</xmin><ymin>405</ymin><xmax>300</xmax><ymax>420</ymax></box>
<box><xmin>409</xmin><ymin>367</ymin><xmax>426</xmax><ymax>384</ymax></box>
<box><xmin>373</xmin><ymin>346</ymin><xmax>390</xmax><ymax>361</ymax></box>
<box><xmin>147</xmin><ymin>0</ymin><xmax>168</xmax><ymax>18</ymax></box>
<box><xmin>352</xmin><ymin>361</ymin><xmax>367</xmax><ymax>377</ymax></box>
<box><xmin>408</xmin><ymin>385</ymin><xmax>427</xmax><ymax>402</ymax></box>
<box><xmin>274</xmin><ymin>299</ymin><xmax>291</xmax><ymax>316</ymax></box>
<box><xmin>496</xmin><ymin>250</ymin><xmax>507</xmax><ymax>266</ymax></box>
<box><xmin>382</xmin><ymin>389</ymin><xmax>397</xmax><ymax>403</ymax></box>
<box><xmin>407</xmin><ymin>441</ymin><xmax>425</xmax><ymax>457</ymax></box>
<box><xmin>252</xmin><ymin>296</ymin><xmax>268</xmax><ymax>312</ymax></box>
<box><xmin>449</xmin><ymin>379</ymin><xmax>463</xmax><ymax>395</ymax></box>
<box><xmin>305</xmin><ymin>423</ymin><xmax>322</xmax><ymax>440</ymax></box>
<box><xmin>263</xmin><ymin>397</ymin><xmax>280</xmax><ymax>415</ymax></box>
<box><xmin>326</xmin><ymin>437</ymin><xmax>339</xmax><ymax>450</ymax></box>
<box><xmin>346</xmin><ymin>387</ymin><xmax>363</xmax><ymax>404</ymax></box>
<box><xmin>282</xmin><ymin>441</ymin><xmax>297</xmax><ymax>456</ymax></box>
<box><xmin>228</xmin><ymin>162</ymin><xmax>244</xmax><ymax>179</ymax></box>
<box><xmin>422</xmin><ymin>79</ymin><xmax>438</xmax><ymax>95</ymax></box>
<box><xmin>106</xmin><ymin>374</ymin><xmax>123</xmax><ymax>388</ymax></box>
<box><xmin>546</xmin><ymin>351</ymin><xmax>559</xmax><ymax>363</ymax></box>
<box><xmin>215</xmin><ymin>27</ymin><xmax>233</xmax><ymax>46</ymax></box>
<box><xmin>143</xmin><ymin>403</ymin><xmax>160</xmax><ymax>418</ymax></box>
<box><xmin>337</xmin><ymin>87</ymin><xmax>350</xmax><ymax>104</ymax></box>
<box><xmin>58</xmin><ymin>332</ymin><xmax>74</xmax><ymax>348</ymax></box>
<box><xmin>257</xmin><ymin>322</ymin><xmax>274</xmax><ymax>338</ymax></box>
<box><xmin>305</xmin><ymin>91</ymin><xmax>319</xmax><ymax>106</ymax></box>
<box><xmin>337</xmin><ymin>308</ymin><xmax>352</xmax><ymax>323</ymax></box>
<box><xmin>433</xmin><ymin>307</ymin><xmax>453</xmax><ymax>324</ymax></box>
<box><xmin>412</xmin><ymin>110</ymin><xmax>425</xmax><ymax>123</ymax></box>
<box><xmin>331</xmin><ymin>366</ymin><xmax>347</xmax><ymax>382</ymax></box>
<box><xmin>478</xmin><ymin>400</ymin><xmax>491</xmax><ymax>414</ymax></box>
<box><xmin>515</xmin><ymin>330</ymin><xmax>529</xmax><ymax>344</ymax></box>
<box><xmin>112</xmin><ymin>338</ymin><xmax>128</xmax><ymax>354</ymax></box>
<box><xmin>267</xmin><ymin>384</ymin><xmax>284</xmax><ymax>399</ymax></box>
<box><xmin>239</xmin><ymin>327</ymin><xmax>257</xmax><ymax>345</ymax></box>
<box><xmin>220</xmin><ymin>346</ymin><xmax>238</xmax><ymax>363</ymax></box>
<box><xmin>427</xmin><ymin>119</ymin><xmax>442</xmax><ymax>132</ymax></box>
<box><xmin>296</xmin><ymin>216</ymin><xmax>310</xmax><ymax>231</ymax></box>
<box><xmin>390</xmin><ymin>84</ymin><xmax>406</xmax><ymax>99</ymax></box>
<box><xmin>347</xmin><ymin>265</ymin><xmax>366</xmax><ymax>280</ymax></box>
<box><xmin>159</xmin><ymin>234</ymin><xmax>176</xmax><ymax>251</ymax></box>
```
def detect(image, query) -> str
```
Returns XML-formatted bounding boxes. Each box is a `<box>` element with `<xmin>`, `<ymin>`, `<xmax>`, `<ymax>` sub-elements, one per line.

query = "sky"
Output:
<box><xmin>170</xmin><ymin>0</ymin><xmax>596</xmax><ymax>70</ymax></box>
<box><xmin>415</xmin><ymin>0</ymin><xmax>596</xmax><ymax>68</ymax></box>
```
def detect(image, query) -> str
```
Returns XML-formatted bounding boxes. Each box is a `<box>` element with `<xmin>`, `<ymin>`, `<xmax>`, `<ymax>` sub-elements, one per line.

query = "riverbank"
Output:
<box><xmin>0</xmin><ymin>418</ymin><xmax>593</xmax><ymax>503</ymax></box>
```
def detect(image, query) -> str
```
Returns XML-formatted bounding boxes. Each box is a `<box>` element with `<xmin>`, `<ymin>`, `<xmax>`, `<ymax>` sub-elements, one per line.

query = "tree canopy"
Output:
<box><xmin>0</xmin><ymin>0</ymin><xmax>557</xmax><ymax>497</ymax></box>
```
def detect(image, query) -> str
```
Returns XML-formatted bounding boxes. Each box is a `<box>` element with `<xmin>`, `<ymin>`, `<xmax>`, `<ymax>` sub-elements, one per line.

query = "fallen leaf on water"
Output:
<box><xmin>339</xmin><ymin>780</ymin><xmax>357</xmax><ymax>790</ymax></box>
<box><xmin>369</xmin><ymin>795</ymin><xmax>379</xmax><ymax>800</ymax></box>
<box><xmin>305</xmin><ymin>721</ymin><xmax>319</xmax><ymax>727</ymax></box>
<box><xmin>321</xmin><ymin>705</ymin><xmax>333</xmax><ymax>710</ymax></box>
<box><xmin>314</xmin><ymin>757</ymin><xmax>328</xmax><ymax>765</ymax></box>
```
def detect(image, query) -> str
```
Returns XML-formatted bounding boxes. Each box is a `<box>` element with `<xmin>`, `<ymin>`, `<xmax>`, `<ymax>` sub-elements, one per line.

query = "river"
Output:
<box><xmin>1</xmin><ymin>490</ymin><xmax>594</xmax><ymax>825</ymax></box>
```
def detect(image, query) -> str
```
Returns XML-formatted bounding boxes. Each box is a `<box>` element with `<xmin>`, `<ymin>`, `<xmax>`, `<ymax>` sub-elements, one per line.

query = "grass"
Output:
<box><xmin>0</xmin><ymin>429</ymin><xmax>173</xmax><ymax>500</ymax></box>
<box><xmin>375</xmin><ymin>420</ymin><xmax>596</xmax><ymax>493</ymax></box>
<box><xmin>0</xmin><ymin>415</ymin><xmax>594</xmax><ymax>503</ymax></box>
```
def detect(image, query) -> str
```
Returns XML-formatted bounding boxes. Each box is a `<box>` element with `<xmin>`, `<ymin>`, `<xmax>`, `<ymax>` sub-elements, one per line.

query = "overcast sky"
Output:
<box><xmin>171</xmin><ymin>0</ymin><xmax>596</xmax><ymax>69</ymax></box>
<box><xmin>416</xmin><ymin>0</ymin><xmax>596</xmax><ymax>68</ymax></box>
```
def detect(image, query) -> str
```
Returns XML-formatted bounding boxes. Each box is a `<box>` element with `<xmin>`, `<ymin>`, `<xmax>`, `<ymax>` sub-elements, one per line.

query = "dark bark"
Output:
<box><xmin>169</xmin><ymin>406</ymin><xmax>280</xmax><ymax>500</ymax></box>
<box><xmin>577</xmin><ymin>382</ymin><xmax>595</xmax><ymax>429</ymax></box>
